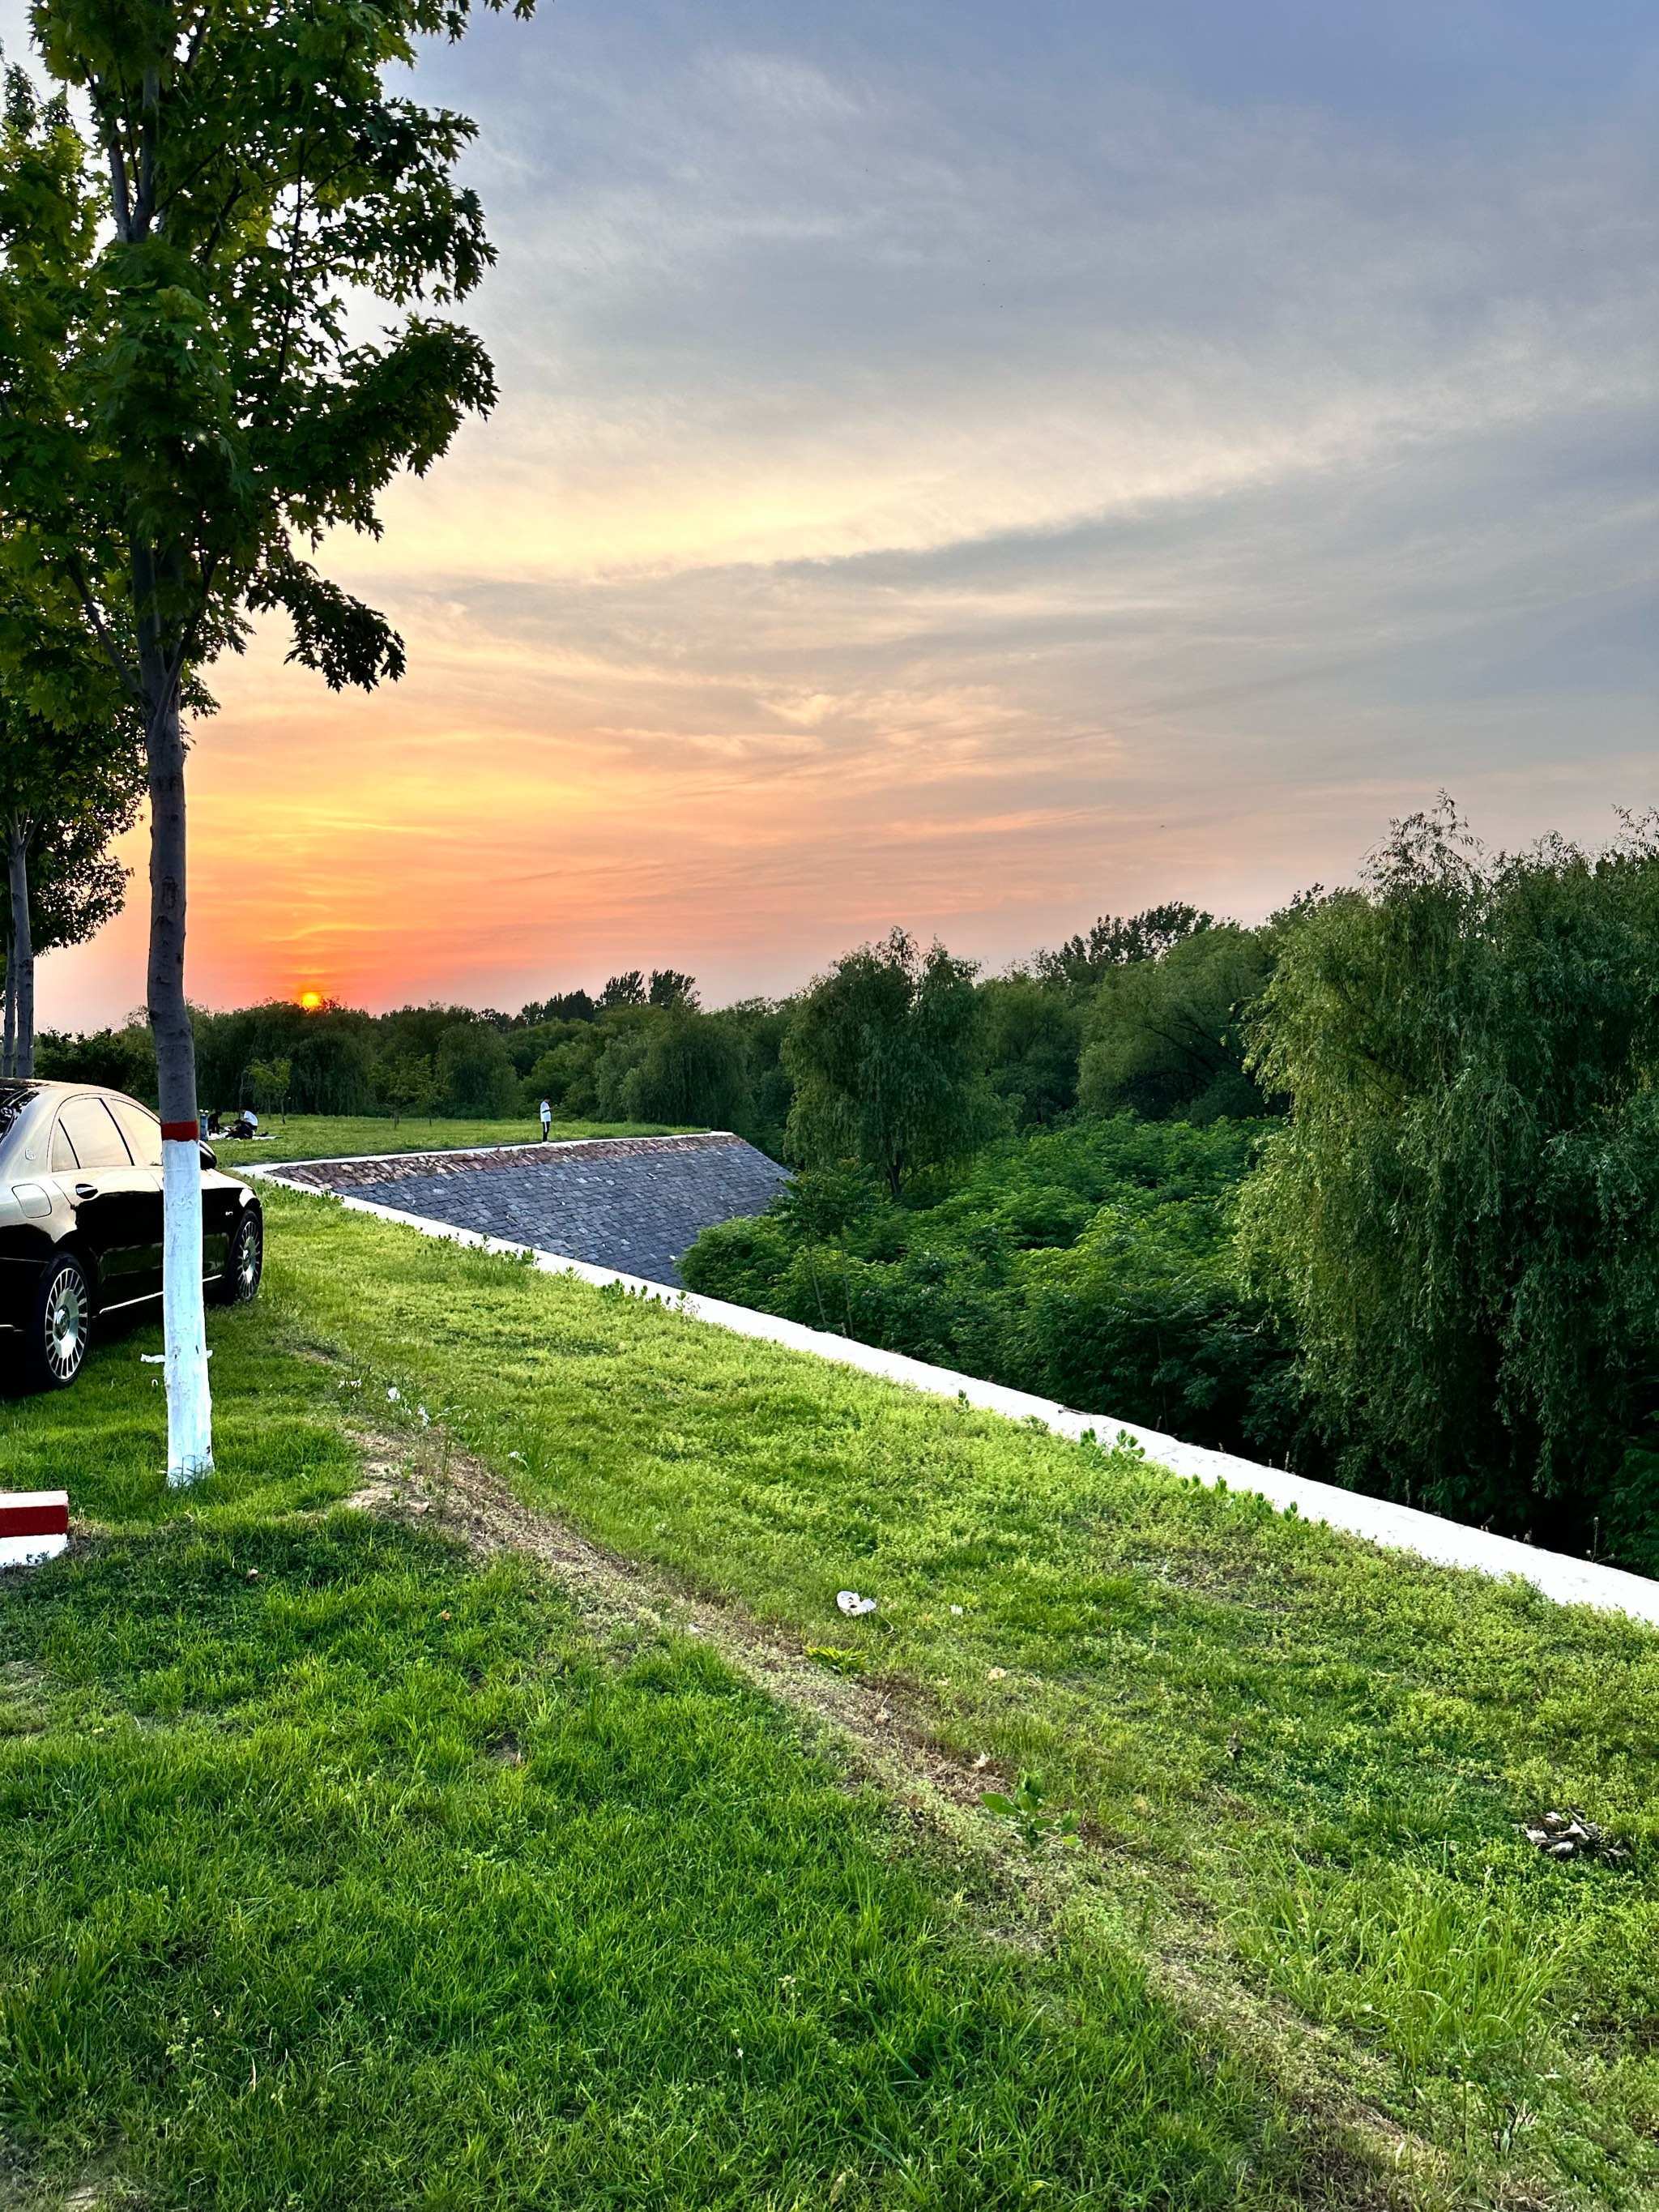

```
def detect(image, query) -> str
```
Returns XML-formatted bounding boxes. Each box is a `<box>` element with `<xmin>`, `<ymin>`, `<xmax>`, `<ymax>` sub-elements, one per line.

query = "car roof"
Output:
<box><xmin>0</xmin><ymin>1080</ymin><xmax>158</xmax><ymax>1151</ymax></box>
<box><xmin>2</xmin><ymin>1080</ymin><xmax>153</xmax><ymax>1106</ymax></box>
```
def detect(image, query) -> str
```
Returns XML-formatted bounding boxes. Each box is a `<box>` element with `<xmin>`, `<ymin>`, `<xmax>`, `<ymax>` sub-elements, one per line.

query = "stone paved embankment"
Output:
<box><xmin>288</xmin><ymin>1132</ymin><xmax>788</xmax><ymax>1287</ymax></box>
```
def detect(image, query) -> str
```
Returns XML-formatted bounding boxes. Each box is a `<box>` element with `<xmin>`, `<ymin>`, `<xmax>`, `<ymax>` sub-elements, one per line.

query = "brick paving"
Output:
<box><xmin>295</xmin><ymin>1132</ymin><xmax>789</xmax><ymax>1286</ymax></box>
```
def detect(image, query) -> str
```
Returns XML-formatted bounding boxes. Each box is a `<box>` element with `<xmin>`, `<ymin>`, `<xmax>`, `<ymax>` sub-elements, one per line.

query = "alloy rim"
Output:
<box><xmin>45</xmin><ymin>1270</ymin><xmax>87</xmax><ymax>1382</ymax></box>
<box><xmin>237</xmin><ymin>1222</ymin><xmax>262</xmax><ymax>1296</ymax></box>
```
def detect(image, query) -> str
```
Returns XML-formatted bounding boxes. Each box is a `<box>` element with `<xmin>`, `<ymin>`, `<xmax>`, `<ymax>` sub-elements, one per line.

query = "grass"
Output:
<box><xmin>3</xmin><ymin>1190</ymin><xmax>1658</xmax><ymax>2205</ymax></box>
<box><xmin>213</xmin><ymin>1112</ymin><xmax>694</xmax><ymax>1166</ymax></box>
<box><xmin>0</xmin><ymin>1516</ymin><xmax>1288</xmax><ymax>2210</ymax></box>
<box><xmin>0</xmin><ymin>1279</ymin><xmax>1303</xmax><ymax>2208</ymax></box>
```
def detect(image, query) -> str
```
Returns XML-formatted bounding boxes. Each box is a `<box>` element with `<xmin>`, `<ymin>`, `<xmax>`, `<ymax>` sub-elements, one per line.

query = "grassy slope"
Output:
<box><xmin>212</xmin><ymin>1112</ymin><xmax>693</xmax><ymax>1165</ymax></box>
<box><xmin>0</xmin><ymin>1280</ymin><xmax>1294</xmax><ymax>2209</ymax></box>
<box><xmin>2</xmin><ymin>1193</ymin><xmax>1657</xmax><ymax>2205</ymax></box>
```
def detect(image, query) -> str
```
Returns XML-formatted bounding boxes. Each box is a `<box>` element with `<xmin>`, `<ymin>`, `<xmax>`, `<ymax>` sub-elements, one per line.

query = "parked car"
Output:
<box><xmin>0</xmin><ymin>1080</ymin><xmax>262</xmax><ymax>1391</ymax></box>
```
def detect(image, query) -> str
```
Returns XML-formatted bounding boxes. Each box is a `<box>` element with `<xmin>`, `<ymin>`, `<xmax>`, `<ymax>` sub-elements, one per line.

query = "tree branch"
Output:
<box><xmin>104</xmin><ymin>126</ymin><xmax>133</xmax><ymax>241</ymax></box>
<box><xmin>60</xmin><ymin>553</ymin><xmax>140</xmax><ymax>701</ymax></box>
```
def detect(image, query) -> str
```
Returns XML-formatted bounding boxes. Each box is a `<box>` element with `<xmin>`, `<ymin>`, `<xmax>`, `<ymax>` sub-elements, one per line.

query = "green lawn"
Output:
<box><xmin>3</xmin><ymin>1191</ymin><xmax>1658</xmax><ymax>2207</ymax></box>
<box><xmin>0</xmin><ymin>1525</ymin><xmax>1288</xmax><ymax>2210</ymax></box>
<box><xmin>214</xmin><ymin>1112</ymin><xmax>695</xmax><ymax>1166</ymax></box>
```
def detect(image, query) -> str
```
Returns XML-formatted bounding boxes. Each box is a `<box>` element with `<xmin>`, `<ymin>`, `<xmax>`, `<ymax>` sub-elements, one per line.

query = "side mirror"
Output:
<box><xmin>199</xmin><ymin>1142</ymin><xmax>218</xmax><ymax>1169</ymax></box>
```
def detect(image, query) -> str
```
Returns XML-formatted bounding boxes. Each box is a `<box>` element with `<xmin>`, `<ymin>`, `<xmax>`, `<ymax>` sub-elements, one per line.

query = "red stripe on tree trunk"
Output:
<box><xmin>160</xmin><ymin>1121</ymin><xmax>200</xmax><ymax>1141</ymax></box>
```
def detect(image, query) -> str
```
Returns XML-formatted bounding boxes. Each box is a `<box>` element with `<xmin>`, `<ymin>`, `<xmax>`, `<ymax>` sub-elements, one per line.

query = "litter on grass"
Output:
<box><xmin>837</xmin><ymin>1590</ymin><xmax>877</xmax><ymax>1616</ymax></box>
<box><xmin>1520</xmin><ymin>1810</ymin><xmax>1628</xmax><ymax>1863</ymax></box>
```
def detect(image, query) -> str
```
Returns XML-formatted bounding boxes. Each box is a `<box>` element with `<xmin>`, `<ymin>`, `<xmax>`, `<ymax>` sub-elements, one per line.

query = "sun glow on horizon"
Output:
<box><xmin>299</xmin><ymin>990</ymin><xmax>324</xmax><ymax>1010</ymax></box>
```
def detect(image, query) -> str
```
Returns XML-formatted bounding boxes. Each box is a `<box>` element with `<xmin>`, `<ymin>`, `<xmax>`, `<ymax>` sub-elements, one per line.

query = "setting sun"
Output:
<box><xmin>298</xmin><ymin>989</ymin><xmax>323</xmax><ymax>1010</ymax></box>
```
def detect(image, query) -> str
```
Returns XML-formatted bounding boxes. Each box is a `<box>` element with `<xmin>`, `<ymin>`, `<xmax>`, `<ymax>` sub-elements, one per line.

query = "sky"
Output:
<box><xmin>36</xmin><ymin>0</ymin><xmax>1659</xmax><ymax>1027</ymax></box>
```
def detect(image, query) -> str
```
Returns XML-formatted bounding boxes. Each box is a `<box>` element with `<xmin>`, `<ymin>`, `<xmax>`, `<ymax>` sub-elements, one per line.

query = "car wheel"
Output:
<box><xmin>27</xmin><ymin>1255</ymin><xmax>93</xmax><ymax>1390</ymax></box>
<box><xmin>215</xmin><ymin>1210</ymin><xmax>263</xmax><ymax>1305</ymax></box>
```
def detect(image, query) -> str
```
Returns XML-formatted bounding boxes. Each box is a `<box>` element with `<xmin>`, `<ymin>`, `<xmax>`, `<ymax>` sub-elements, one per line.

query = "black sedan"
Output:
<box><xmin>0</xmin><ymin>1080</ymin><xmax>262</xmax><ymax>1391</ymax></box>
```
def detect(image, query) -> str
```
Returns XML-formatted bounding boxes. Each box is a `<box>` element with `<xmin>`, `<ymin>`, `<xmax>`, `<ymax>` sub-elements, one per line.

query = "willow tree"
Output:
<box><xmin>1239</xmin><ymin>804</ymin><xmax>1659</xmax><ymax>1564</ymax></box>
<box><xmin>783</xmin><ymin>929</ymin><xmax>999</xmax><ymax>1198</ymax></box>
<box><xmin>0</xmin><ymin>0</ymin><xmax>529</xmax><ymax>1480</ymax></box>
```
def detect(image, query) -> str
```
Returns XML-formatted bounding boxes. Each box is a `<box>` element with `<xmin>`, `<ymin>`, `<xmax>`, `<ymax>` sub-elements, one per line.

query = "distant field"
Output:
<box><xmin>215</xmin><ymin>1112</ymin><xmax>695</xmax><ymax>1166</ymax></box>
<box><xmin>2</xmin><ymin>1190</ymin><xmax>1657</xmax><ymax>2208</ymax></box>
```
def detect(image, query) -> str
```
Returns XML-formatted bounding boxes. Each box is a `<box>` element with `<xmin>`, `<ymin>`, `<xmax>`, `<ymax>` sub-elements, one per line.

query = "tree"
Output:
<box><xmin>978</xmin><ymin>973</ymin><xmax>1081</xmax><ymax>1128</ymax></box>
<box><xmin>1</xmin><ymin>668</ymin><xmax>144</xmax><ymax>1078</ymax></box>
<box><xmin>1238</xmin><ymin>803</ymin><xmax>1659</xmax><ymax>1566</ymax></box>
<box><xmin>382</xmin><ymin>1051</ymin><xmax>437</xmax><ymax>1126</ymax></box>
<box><xmin>1077</xmin><ymin>925</ymin><xmax>1271</xmax><ymax>1122</ymax></box>
<box><xmin>516</xmin><ymin>989</ymin><xmax>595</xmax><ymax>1026</ymax></box>
<box><xmin>647</xmin><ymin>967</ymin><xmax>697</xmax><ymax>1009</ymax></box>
<box><xmin>601</xmin><ymin>971</ymin><xmax>647</xmax><ymax>1009</ymax></box>
<box><xmin>4</xmin><ymin>804</ymin><xmax>134</xmax><ymax>1075</ymax></box>
<box><xmin>244</xmin><ymin>1054</ymin><xmax>291</xmax><ymax>1117</ymax></box>
<box><xmin>436</xmin><ymin>1021</ymin><xmax>517</xmax><ymax>1117</ymax></box>
<box><xmin>1</xmin><ymin>0</ymin><xmax>531</xmax><ymax>1480</ymax></box>
<box><xmin>784</xmin><ymin>929</ymin><xmax>999</xmax><ymax>1198</ymax></box>
<box><xmin>36</xmin><ymin>1016</ymin><xmax>155</xmax><ymax>1095</ymax></box>
<box><xmin>621</xmin><ymin>1006</ymin><xmax>746</xmax><ymax>1127</ymax></box>
<box><xmin>1034</xmin><ymin>903</ymin><xmax>1213</xmax><ymax>993</ymax></box>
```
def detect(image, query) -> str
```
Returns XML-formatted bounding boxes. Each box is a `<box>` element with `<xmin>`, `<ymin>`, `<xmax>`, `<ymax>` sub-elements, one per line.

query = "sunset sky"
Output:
<box><xmin>38</xmin><ymin>0</ymin><xmax>1659</xmax><ymax>1029</ymax></box>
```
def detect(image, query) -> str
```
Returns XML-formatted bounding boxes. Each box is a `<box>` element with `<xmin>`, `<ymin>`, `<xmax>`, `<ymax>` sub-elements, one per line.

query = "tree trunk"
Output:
<box><xmin>141</xmin><ymin>600</ymin><xmax>213</xmax><ymax>1485</ymax></box>
<box><xmin>2</xmin><ymin>925</ymin><xmax>13</xmax><ymax>1078</ymax></box>
<box><xmin>6</xmin><ymin>818</ymin><xmax>33</xmax><ymax>1078</ymax></box>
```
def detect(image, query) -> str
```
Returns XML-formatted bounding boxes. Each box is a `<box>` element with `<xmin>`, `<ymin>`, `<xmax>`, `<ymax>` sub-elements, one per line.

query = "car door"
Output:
<box><xmin>50</xmin><ymin>1095</ymin><xmax>163</xmax><ymax>1307</ymax></box>
<box><xmin>104</xmin><ymin>1098</ymin><xmax>172</xmax><ymax>1287</ymax></box>
<box><xmin>106</xmin><ymin>1097</ymin><xmax>232</xmax><ymax>1285</ymax></box>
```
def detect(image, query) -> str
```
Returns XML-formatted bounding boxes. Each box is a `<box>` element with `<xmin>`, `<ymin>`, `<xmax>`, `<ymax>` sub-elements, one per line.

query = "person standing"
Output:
<box><xmin>539</xmin><ymin>1097</ymin><xmax>552</xmax><ymax>1141</ymax></box>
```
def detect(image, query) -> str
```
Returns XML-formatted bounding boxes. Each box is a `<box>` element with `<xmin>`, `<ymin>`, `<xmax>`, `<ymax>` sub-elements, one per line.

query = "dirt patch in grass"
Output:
<box><xmin>344</xmin><ymin>1420</ymin><xmax>1452</xmax><ymax>2211</ymax></box>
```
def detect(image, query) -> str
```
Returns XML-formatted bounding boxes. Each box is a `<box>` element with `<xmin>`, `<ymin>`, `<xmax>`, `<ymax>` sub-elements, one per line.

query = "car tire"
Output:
<box><xmin>214</xmin><ymin>1210</ymin><xmax>263</xmax><ymax>1305</ymax></box>
<box><xmin>25</xmin><ymin>1254</ymin><xmax>93</xmax><ymax>1391</ymax></box>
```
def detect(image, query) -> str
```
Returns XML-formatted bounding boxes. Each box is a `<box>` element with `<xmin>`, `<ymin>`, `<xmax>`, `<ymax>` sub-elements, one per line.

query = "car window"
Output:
<box><xmin>0</xmin><ymin>1083</ymin><xmax>36</xmax><ymax>1142</ymax></box>
<box><xmin>109</xmin><ymin>1098</ymin><xmax>164</xmax><ymax>1167</ymax></box>
<box><xmin>49</xmin><ymin>1120</ymin><xmax>79</xmax><ymax>1172</ymax></box>
<box><xmin>56</xmin><ymin>1095</ymin><xmax>134</xmax><ymax>1171</ymax></box>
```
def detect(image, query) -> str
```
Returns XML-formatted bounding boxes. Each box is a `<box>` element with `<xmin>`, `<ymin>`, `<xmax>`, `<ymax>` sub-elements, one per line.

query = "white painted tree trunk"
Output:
<box><xmin>162</xmin><ymin>1136</ymin><xmax>213</xmax><ymax>1485</ymax></box>
<box><xmin>140</xmin><ymin>577</ymin><xmax>215</xmax><ymax>1488</ymax></box>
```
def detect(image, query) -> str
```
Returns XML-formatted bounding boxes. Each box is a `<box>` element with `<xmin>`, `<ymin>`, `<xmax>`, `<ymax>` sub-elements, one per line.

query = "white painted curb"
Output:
<box><xmin>0</xmin><ymin>1533</ymin><xmax>66</xmax><ymax>1569</ymax></box>
<box><xmin>0</xmin><ymin>1488</ymin><xmax>70</xmax><ymax>1570</ymax></box>
<box><xmin>245</xmin><ymin>1161</ymin><xmax>1659</xmax><ymax>1631</ymax></box>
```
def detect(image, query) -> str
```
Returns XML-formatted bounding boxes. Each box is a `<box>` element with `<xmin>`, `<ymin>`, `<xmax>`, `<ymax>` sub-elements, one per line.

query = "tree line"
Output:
<box><xmin>37</xmin><ymin>898</ymin><xmax>1276</xmax><ymax>1150</ymax></box>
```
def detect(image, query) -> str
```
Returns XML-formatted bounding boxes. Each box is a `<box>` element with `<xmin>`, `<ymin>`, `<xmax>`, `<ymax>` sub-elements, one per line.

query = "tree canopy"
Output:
<box><xmin>783</xmin><ymin>928</ymin><xmax>999</xmax><ymax>1197</ymax></box>
<box><xmin>1239</xmin><ymin>803</ymin><xmax>1659</xmax><ymax>1559</ymax></box>
<box><xmin>1077</xmin><ymin>924</ymin><xmax>1270</xmax><ymax>1123</ymax></box>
